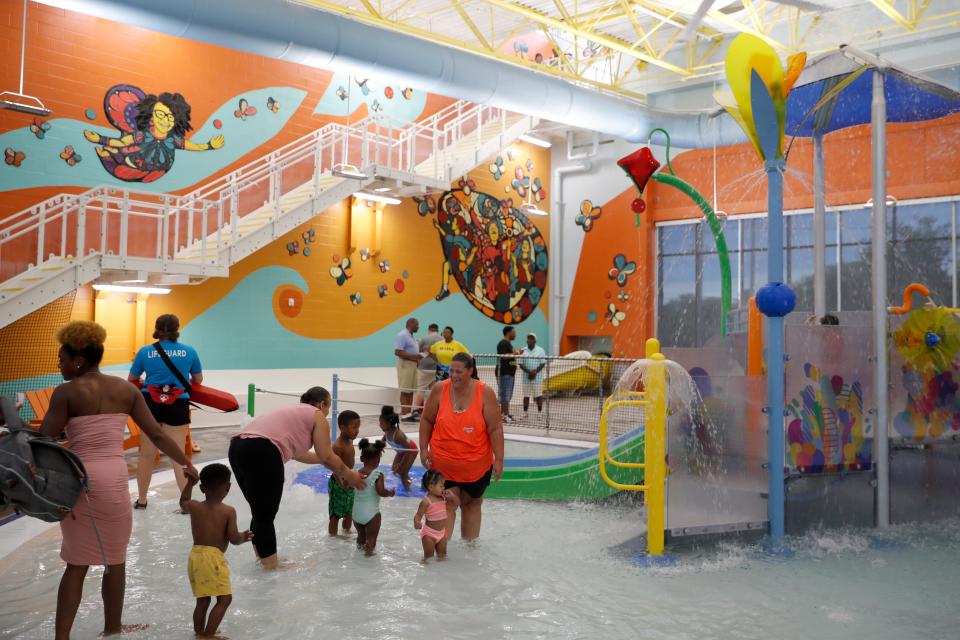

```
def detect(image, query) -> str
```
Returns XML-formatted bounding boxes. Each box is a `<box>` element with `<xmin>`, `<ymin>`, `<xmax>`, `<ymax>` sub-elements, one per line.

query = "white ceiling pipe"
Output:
<box><xmin>39</xmin><ymin>0</ymin><xmax>747</xmax><ymax>148</ymax></box>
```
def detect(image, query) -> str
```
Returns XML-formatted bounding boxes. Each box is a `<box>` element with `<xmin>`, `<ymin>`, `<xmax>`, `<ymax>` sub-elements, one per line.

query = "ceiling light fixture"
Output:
<box><xmin>519</xmin><ymin>133</ymin><xmax>552</xmax><ymax>148</ymax></box>
<box><xmin>1</xmin><ymin>0</ymin><xmax>51</xmax><ymax>116</ymax></box>
<box><xmin>92</xmin><ymin>284</ymin><xmax>171</xmax><ymax>295</ymax></box>
<box><xmin>521</xmin><ymin>202</ymin><xmax>548</xmax><ymax>216</ymax></box>
<box><xmin>354</xmin><ymin>191</ymin><xmax>401</xmax><ymax>205</ymax></box>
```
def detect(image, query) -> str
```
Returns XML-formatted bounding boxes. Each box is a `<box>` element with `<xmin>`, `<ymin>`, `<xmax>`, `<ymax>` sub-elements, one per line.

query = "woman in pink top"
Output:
<box><xmin>228</xmin><ymin>387</ymin><xmax>365</xmax><ymax>569</ymax></box>
<box><xmin>40</xmin><ymin>321</ymin><xmax>198</xmax><ymax>640</ymax></box>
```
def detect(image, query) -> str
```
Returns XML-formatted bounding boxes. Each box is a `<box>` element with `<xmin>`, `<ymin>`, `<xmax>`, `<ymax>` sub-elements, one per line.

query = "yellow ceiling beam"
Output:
<box><xmin>705</xmin><ymin>9</ymin><xmax>788</xmax><ymax>50</ymax></box>
<box><xmin>552</xmin><ymin>0</ymin><xmax>576</xmax><ymax>25</ymax></box>
<box><xmin>616</xmin><ymin>0</ymin><xmax>657</xmax><ymax>57</ymax></box>
<box><xmin>867</xmin><ymin>0</ymin><xmax>916</xmax><ymax>30</ymax></box>
<box><xmin>741</xmin><ymin>0</ymin><xmax>764</xmax><ymax>33</ymax></box>
<box><xmin>480</xmin><ymin>0</ymin><xmax>691</xmax><ymax>75</ymax></box>
<box><xmin>297</xmin><ymin>0</ymin><xmax>649</xmax><ymax>100</ymax></box>
<box><xmin>450</xmin><ymin>0</ymin><xmax>493</xmax><ymax>50</ymax></box>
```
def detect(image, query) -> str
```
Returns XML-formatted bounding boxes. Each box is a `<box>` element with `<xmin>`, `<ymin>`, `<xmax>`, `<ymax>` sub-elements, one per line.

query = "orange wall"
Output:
<box><xmin>0</xmin><ymin>1</ymin><xmax>454</xmax><ymax>214</ymax></box>
<box><xmin>562</xmin><ymin>113</ymin><xmax>960</xmax><ymax>355</ymax></box>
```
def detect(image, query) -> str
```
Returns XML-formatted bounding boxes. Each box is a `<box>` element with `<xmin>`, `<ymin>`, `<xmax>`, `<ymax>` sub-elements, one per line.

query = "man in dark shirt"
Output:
<box><xmin>496</xmin><ymin>326</ymin><xmax>518</xmax><ymax>423</ymax></box>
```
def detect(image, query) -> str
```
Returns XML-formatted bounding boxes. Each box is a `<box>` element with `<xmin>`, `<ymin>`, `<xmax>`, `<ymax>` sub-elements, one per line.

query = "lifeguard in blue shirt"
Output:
<box><xmin>128</xmin><ymin>314</ymin><xmax>203</xmax><ymax>509</ymax></box>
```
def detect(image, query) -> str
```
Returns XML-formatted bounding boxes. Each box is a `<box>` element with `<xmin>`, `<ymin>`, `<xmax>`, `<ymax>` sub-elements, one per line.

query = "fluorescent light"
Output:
<box><xmin>354</xmin><ymin>191</ymin><xmax>401</xmax><ymax>205</ymax></box>
<box><xmin>521</xmin><ymin>202</ymin><xmax>548</xmax><ymax>216</ymax></box>
<box><xmin>519</xmin><ymin>133</ymin><xmax>551</xmax><ymax>148</ymax></box>
<box><xmin>332</xmin><ymin>164</ymin><xmax>368</xmax><ymax>180</ymax></box>
<box><xmin>374</xmin><ymin>187</ymin><xmax>392</xmax><ymax>192</ymax></box>
<box><xmin>92</xmin><ymin>284</ymin><xmax>171</xmax><ymax>295</ymax></box>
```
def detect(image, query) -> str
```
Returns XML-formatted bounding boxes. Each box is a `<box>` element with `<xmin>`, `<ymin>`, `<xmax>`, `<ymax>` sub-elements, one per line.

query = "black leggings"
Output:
<box><xmin>228</xmin><ymin>437</ymin><xmax>285</xmax><ymax>559</ymax></box>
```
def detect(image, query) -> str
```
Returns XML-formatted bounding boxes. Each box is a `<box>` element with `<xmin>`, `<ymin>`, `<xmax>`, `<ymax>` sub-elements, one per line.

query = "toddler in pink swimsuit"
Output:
<box><xmin>413</xmin><ymin>470</ymin><xmax>459</xmax><ymax>562</ymax></box>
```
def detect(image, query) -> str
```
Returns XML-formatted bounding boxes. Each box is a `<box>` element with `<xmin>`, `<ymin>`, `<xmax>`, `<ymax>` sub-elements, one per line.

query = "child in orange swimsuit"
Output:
<box><xmin>413</xmin><ymin>469</ymin><xmax>459</xmax><ymax>562</ymax></box>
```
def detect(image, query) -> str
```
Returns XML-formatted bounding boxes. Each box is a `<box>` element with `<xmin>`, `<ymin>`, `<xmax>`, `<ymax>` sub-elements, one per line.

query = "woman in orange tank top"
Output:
<box><xmin>420</xmin><ymin>352</ymin><xmax>504</xmax><ymax>541</ymax></box>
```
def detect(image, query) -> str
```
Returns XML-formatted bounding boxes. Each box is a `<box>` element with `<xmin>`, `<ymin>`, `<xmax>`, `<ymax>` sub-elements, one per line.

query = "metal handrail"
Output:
<box><xmin>0</xmin><ymin>100</ymin><xmax>519</xmax><ymax>289</ymax></box>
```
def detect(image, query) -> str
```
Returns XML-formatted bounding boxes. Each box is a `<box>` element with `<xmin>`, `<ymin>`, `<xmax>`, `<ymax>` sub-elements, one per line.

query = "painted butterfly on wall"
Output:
<box><xmin>356</xmin><ymin>78</ymin><xmax>371</xmax><ymax>96</ymax></box>
<box><xmin>413</xmin><ymin>194</ymin><xmax>436</xmax><ymax>217</ymax></box>
<box><xmin>377</xmin><ymin>285</ymin><xmax>388</xmax><ymax>298</ymax></box>
<box><xmin>4</xmin><ymin>148</ymin><xmax>25</xmax><ymax>167</ymax></box>
<box><xmin>266</xmin><ymin>97</ymin><xmax>280</xmax><ymax>113</ymax></box>
<box><xmin>358</xmin><ymin>247</ymin><xmax>371</xmax><ymax>261</ymax></box>
<box><xmin>488</xmin><ymin>156</ymin><xmax>504</xmax><ymax>180</ymax></box>
<box><xmin>608</xmin><ymin>253</ymin><xmax>636</xmax><ymax>287</ymax></box>
<box><xmin>286</xmin><ymin>240</ymin><xmax>300</xmax><ymax>256</ymax></box>
<box><xmin>350</xmin><ymin>291</ymin><xmax>362</xmax><ymax>305</ymax></box>
<box><xmin>401</xmin><ymin>88</ymin><xmax>414</xmax><ymax>100</ymax></box>
<box><xmin>302</xmin><ymin>228</ymin><xmax>315</xmax><ymax>244</ymax></box>
<box><xmin>511</xmin><ymin>167</ymin><xmax>530</xmax><ymax>197</ymax></box>
<box><xmin>30</xmin><ymin>118</ymin><xmax>51</xmax><ymax>139</ymax></box>
<box><xmin>576</xmin><ymin>200</ymin><xmax>602</xmax><ymax>232</ymax></box>
<box><xmin>513</xmin><ymin>41</ymin><xmax>529</xmax><ymax>57</ymax></box>
<box><xmin>59</xmin><ymin>145</ymin><xmax>81</xmax><ymax>166</ymax></box>
<box><xmin>526</xmin><ymin>158</ymin><xmax>534</xmax><ymax>172</ymax></box>
<box><xmin>531</xmin><ymin>177</ymin><xmax>546</xmax><ymax>202</ymax></box>
<box><xmin>378</xmin><ymin>259</ymin><xmax>390</xmax><ymax>273</ymax></box>
<box><xmin>336</xmin><ymin>86</ymin><xmax>348</xmax><ymax>101</ymax></box>
<box><xmin>370</xmin><ymin>100</ymin><xmax>383</xmax><ymax>115</ymax></box>
<box><xmin>330</xmin><ymin>257</ymin><xmax>352</xmax><ymax>286</ymax></box>
<box><xmin>234</xmin><ymin>98</ymin><xmax>257</xmax><ymax>120</ymax></box>
<box><xmin>618</xmin><ymin>290</ymin><xmax>630</xmax><ymax>302</ymax></box>
<box><xmin>605</xmin><ymin>303</ymin><xmax>626</xmax><ymax>326</ymax></box>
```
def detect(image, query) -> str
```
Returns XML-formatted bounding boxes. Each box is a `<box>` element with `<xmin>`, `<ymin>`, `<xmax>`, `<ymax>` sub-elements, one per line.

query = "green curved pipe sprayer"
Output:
<box><xmin>621</xmin><ymin>128</ymin><xmax>733</xmax><ymax>336</ymax></box>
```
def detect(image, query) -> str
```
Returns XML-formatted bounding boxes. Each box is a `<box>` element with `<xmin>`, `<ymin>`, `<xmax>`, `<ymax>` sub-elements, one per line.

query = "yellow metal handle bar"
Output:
<box><xmin>599</xmin><ymin>399</ymin><xmax>650</xmax><ymax>470</ymax></box>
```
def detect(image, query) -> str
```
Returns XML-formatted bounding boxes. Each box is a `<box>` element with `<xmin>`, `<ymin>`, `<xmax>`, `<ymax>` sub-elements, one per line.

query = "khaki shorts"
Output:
<box><xmin>396</xmin><ymin>358</ymin><xmax>418</xmax><ymax>391</ymax></box>
<box><xmin>416</xmin><ymin>368</ymin><xmax>436</xmax><ymax>392</ymax></box>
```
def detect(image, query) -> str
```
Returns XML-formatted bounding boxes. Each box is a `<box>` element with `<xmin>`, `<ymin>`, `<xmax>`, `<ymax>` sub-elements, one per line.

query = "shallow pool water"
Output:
<box><xmin>1</xmin><ymin>464</ymin><xmax>958</xmax><ymax>640</ymax></box>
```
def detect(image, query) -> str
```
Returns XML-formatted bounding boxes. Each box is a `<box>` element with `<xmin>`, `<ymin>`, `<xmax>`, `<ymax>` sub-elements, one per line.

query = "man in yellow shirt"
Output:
<box><xmin>430</xmin><ymin>326</ymin><xmax>469</xmax><ymax>381</ymax></box>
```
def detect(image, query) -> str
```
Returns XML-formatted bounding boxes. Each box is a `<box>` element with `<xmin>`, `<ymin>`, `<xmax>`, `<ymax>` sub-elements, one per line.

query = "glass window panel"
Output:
<box><xmin>741</xmin><ymin>249</ymin><xmax>767</xmax><ymax>302</ymax></box>
<box><xmin>741</xmin><ymin>217</ymin><xmax>768</xmax><ymax>250</ymax></box>
<box><xmin>659</xmin><ymin>224</ymin><xmax>697</xmax><ymax>255</ymax></box>
<box><xmin>658</xmin><ymin>255</ymin><xmax>697</xmax><ymax>348</ymax></box>
<box><xmin>840</xmin><ymin>209</ymin><xmax>872</xmax><ymax>244</ymax></box>
<box><xmin>700</xmin><ymin>218</ymin><xmax>738</xmax><ymax>253</ymax></box>
<box><xmin>787</xmin><ymin>213</ymin><xmax>813</xmax><ymax>249</ymax></box>
<box><xmin>788</xmin><ymin>247</ymin><xmax>814</xmax><ymax>311</ymax></box>
<box><xmin>826</xmin><ymin>211</ymin><xmax>838</xmax><ymax>247</ymax></box>
<box><xmin>889</xmin><ymin>238</ymin><xmax>953</xmax><ymax>306</ymax></box>
<box><xmin>892</xmin><ymin>202</ymin><xmax>952</xmax><ymax>241</ymax></box>
<box><xmin>840</xmin><ymin>245</ymin><xmax>872</xmax><ymax>311</ymax></box>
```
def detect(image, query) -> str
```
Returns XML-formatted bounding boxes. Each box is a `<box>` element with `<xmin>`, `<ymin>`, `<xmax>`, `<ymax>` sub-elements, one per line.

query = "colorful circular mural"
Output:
<box><xmin>433</xmin><ymin>189</ymin><xmax>547</xmax><ymax>325</ymax></box>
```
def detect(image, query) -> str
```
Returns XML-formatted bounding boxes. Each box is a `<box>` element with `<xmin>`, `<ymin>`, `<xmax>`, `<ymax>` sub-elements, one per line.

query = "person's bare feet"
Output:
<box><xmin>100</xmin><ymin>623</ymin><xmax>149</xmax><ymax>636</ymax></box>
<box><xmin>258</xmin><ymin>554</ymin><xmax>279</xmax><ymax>570</ymax></box>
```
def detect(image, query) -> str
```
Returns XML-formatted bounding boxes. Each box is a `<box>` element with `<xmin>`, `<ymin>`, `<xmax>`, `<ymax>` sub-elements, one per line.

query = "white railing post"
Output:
<box><xmin>60</xmin><ymin>203</ymin><xmax>68</xmax><ymax>259</ymax></box>
<box><xmin>119</xmin><ymin>194</ymin><xmax>129</xmax><ymax>258</ymax></box>
<box><xmin>203</xmin><ymin>200</ymin><xmax>212</xmax><ymax>265</ymax></box>
<box><xmin>161</xmin><ymin>204</ymin><xmax>169</xmax><ymax>267</ymax></box>
<box><xmin>313</xmin><ymin>137</ymin><xmax>322</xmax><ymax>197</ymax></box>
<box><xmin>273</xmin><ymin>166</ymin><xmax>282</xmax><ymax>221</ymax></box>
<box><xmin>229</xmin><ymin>182</ymin><xmax>239</xmax><ymax>238</ymax></box>
<box><xmin>100</xmin><ymin>200</ymin><xmax>108</xmax><ymax>254</ymax></box>
<box><xmin>76</xmin><ymin>198</ymin><xmax>86</xmax><ymax>260</ymax></box>
<box><xmin>174</xmin><ymin>202</ymin><xmax>182</xmax><ymax>255</ymax></box>
<box><xmin>187</xmin><ymin>199</ymin><xmax>194</xmax><ymax>248</ymax></box>
<box><xmin>36</xmin><ymin>204</ymin><xmax>45</xmax><ymax>266</ymax></box>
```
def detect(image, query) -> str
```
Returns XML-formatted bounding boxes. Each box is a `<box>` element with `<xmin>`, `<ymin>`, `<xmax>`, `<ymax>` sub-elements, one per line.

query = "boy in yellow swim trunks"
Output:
<box><xmin>180</xmin><ymin>463</ymin><xmax>253</xmax><ymax>637</ymax></box>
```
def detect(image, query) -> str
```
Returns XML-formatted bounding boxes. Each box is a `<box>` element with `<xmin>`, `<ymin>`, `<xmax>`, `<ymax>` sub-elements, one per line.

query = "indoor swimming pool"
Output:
<box><xmin>1</xmin><ymin>465</ymin><xmax>957</xmax><ymax>640</ymax></box>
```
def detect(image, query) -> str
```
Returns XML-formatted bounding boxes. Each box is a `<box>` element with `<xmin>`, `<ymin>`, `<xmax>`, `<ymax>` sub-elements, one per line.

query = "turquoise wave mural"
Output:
<box><xmin>314</xmin><ymin>74</ymin><xmax>427</xmax><ymax>125</ymax></box>
<box><xmin>178</xmin><ymin>266</ymin><xmax>548</xmax><ymax>369</ymax></box>
<box><xmin>0</xmin><ymin>87</ymin><xmax>305</xmax><ymax>195</ymax></box>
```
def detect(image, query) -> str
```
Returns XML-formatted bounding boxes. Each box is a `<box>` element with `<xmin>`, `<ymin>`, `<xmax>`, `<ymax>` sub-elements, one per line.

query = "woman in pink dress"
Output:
<box><xmin>40</xmin><ymin>321</ymin><xmax>198</xmax><ymax>639</ymax></box>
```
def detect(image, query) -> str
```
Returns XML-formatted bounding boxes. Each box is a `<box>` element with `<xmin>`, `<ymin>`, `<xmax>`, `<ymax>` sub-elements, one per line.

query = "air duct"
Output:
<box><xmin>39</xmin><ymin>0</ymin><xmax>746</xmax><ymax>148</ymax></box>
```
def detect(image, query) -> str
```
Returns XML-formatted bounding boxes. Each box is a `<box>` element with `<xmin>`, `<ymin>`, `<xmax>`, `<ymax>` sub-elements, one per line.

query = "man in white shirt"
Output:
<box><xmin>518</xmin><ymin>333</ymin><xmax>547</xmax><ymax>415</ymax></box>
<box><xmin>394</xmin><ymin>318</ymin><xmax>422</xmax><ymax>418</ymax></box>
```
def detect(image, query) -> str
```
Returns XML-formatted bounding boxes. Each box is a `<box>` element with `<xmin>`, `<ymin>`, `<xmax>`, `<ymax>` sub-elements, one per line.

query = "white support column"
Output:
<box><xmin>871</xmin><ymin>69</ymin><xmax>890</xmax><ymax>529</ymax></box>
<box><xmin>813</xmin><ymin>132</ymin><xmax>826</xmax><ymax>318</ymax></box>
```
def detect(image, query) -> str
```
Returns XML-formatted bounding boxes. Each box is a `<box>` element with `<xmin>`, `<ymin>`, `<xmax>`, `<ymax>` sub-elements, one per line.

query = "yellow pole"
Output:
<box><xmin>644</xmin><ymin>339</ymin><xmax>667</xmax><ymax>556</ymax></box>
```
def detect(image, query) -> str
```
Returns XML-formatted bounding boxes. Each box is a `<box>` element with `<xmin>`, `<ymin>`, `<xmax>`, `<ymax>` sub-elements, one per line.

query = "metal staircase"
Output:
<box><xmin>0</xmin><ymin>102</ymin><xmax>537</xmax><ymax>326</ymax></box>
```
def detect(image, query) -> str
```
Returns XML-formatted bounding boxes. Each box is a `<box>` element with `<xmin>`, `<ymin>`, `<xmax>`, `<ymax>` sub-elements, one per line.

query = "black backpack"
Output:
<box><xmin>0</xmin><ymin>395</ymin><xmax>88</xmax><ymax>522</ymax></box>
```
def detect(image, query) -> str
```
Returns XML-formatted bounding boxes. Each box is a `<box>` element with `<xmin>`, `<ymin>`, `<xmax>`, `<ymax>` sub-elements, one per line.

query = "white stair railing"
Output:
<box><xmin>0</xmin><ymin>101</ymin><xmax>533</xmax><ymax>322</ymax></box>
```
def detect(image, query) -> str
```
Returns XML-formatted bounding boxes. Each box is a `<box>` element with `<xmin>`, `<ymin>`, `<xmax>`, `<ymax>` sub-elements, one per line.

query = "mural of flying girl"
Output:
<box><xmin>83</xmin><ymin>84</ymin><xmax>224</xmax><ymax>183</ymax></box>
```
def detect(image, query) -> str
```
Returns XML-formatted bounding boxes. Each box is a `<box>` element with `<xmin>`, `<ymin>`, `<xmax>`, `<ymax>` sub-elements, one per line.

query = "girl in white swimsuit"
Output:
<box><xmin>352</xmin><ymin>439</ymin><xmax>395</xmax><ymax>556</ymax></box>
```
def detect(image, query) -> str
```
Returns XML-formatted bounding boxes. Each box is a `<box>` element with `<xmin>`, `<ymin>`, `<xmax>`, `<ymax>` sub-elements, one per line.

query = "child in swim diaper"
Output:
<box><xmin>414</xmin><ymin>469</ymin><xmax>460</xmax><ymax>562</ymax></box>
<box><xmin>353</xmin><ymin>439</ymin><xmax>396</xmax><ymax>556</ymax></box>
<box><xmin>180</xmin><ymin>463</ymin><xmax>253</xmax><ymax>637</ymax></box>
